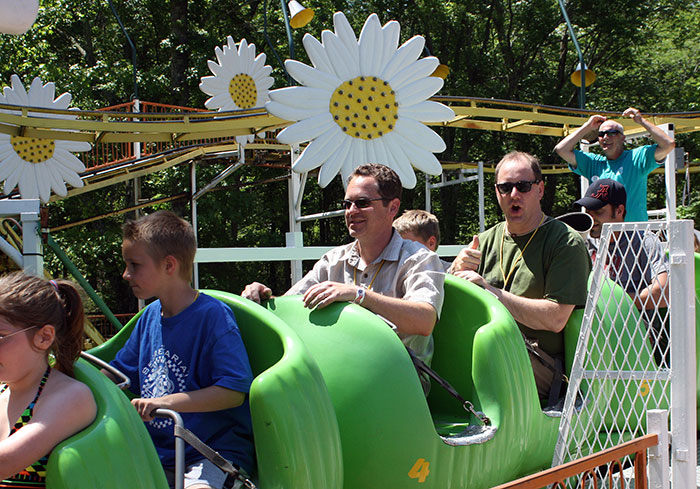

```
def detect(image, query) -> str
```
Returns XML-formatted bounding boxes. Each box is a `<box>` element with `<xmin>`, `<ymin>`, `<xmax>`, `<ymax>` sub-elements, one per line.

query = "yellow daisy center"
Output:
<box><xmin>229</xmin><ymin>73</ymin><xmax>258</xmax><ymax>109</ymax></box>
<box><xmin>329</xmin><ymin>76</ymin><xmax>398</xmax><ymax>140</ymax></box>
<box><xmin>11</xmin><ymin>136</ymin><xmax>56</xmax><ymax>164</ymax></box>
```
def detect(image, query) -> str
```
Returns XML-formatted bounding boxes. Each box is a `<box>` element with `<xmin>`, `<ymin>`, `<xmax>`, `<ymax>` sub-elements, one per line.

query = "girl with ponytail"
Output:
<box><xmin>0</xmin><ymin>272</ymin><xmax>96</xmax><ymax>487</ymax></box>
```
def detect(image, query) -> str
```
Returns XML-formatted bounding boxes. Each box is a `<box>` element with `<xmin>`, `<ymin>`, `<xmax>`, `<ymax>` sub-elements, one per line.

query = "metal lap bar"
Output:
<box><xmin>79</xmin><ymin>351</ymin><xmax>130</xmax><ymax>390</ymax></box>
<box><xmin>152</xmin><ymin>408</ymin><xmax>186</xmax><ymax>489</ymax></box>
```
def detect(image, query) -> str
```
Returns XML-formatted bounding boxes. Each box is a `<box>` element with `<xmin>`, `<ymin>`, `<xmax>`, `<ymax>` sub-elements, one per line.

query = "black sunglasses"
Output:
<box><xmin>495</xmin><ymin>179</ymin><xmax>541</xmax><ymax>195</ymax></box>
<box><xmin>598</xmin><ymin>129</ymin><xmax>622</xmax><ymax>138</ymax></box>
<box><xmin>341</xmin><ymin>197</ymin><xmax>385</xmax><ymax>209</ymax></box>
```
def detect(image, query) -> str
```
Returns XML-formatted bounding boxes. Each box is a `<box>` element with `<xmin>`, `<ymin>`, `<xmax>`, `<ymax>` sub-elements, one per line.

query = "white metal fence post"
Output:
<box><xmin>647</xmin><ymin>409</ymin><xmax>670</xmax><ymax>489</ymax></box>
<box><xmin>662</xmin><ymin>124</ymin><xmax>676</xmax><ymax>220</ymax></box>
<box><xmin>669</xmin><ymin>219</ymin><xmax>695</xmax><ymax>488</ymax></box>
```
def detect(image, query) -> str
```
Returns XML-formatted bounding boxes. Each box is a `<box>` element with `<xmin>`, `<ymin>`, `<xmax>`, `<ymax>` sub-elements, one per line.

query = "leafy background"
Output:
<box><xmin>1</xmin><ymin>0</ymin><xmax>699</xmax><ymax>319</ymax></box>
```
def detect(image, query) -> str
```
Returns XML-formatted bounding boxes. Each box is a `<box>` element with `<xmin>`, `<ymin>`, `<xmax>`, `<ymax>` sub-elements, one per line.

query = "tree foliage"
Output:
<box><xmin>1</xmin><ymin>0</ymin><xmax>699</xmax><ymax>312</ymax></box>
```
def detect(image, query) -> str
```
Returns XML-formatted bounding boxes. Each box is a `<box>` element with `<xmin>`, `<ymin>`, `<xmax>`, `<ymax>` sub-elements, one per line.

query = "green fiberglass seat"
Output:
<box><xmin>60</xmin><ymin>291</ymin><xmax>341</xmax><ymax>489</ymax></box>
<box><xmin>267</xmin><ymin>275</ymin><xmax>562</xmax><ymax>489</ymax></box>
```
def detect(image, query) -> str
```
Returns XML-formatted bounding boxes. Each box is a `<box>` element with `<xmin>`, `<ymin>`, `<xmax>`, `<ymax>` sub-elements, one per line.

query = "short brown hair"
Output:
<box><xmin>494</xmin><ymin>151</ymin><xmax>543</xmax><ymax>182</ymax></box>
<box><xmin>0</xmin><ymin>272</ymin><xmax>85</xmax><ymax>377</ymax></box>
<box><xmin>393</xmin><ymin>209</ymin><xmax>440</xmax><ymax>246</ymax></box>
<box><xmin>122</xmin><ymin>210</ymin><xmax>196</xmax><ymax>280</ymax></box>
<box><xmin>348</xmin><ymin>164</ymin><xmax>402</xmax><ymax>203</ymax></box>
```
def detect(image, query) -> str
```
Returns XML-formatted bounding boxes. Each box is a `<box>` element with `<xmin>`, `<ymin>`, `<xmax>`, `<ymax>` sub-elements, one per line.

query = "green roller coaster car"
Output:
<box><xmin>41</xmin><ymin>262</ymin><xmax>698</xmax><ymax>488</ymax></box>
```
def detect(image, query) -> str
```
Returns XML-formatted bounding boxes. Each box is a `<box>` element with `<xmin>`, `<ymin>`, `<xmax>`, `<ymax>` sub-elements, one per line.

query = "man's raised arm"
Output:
<box><xmin>622</xmin><ymin>107</ymin><xmax>675</xmax><ymax>162</ymax></box>
<box><xmin>554</xmin><ymin>114</ymin><xmax>607</xmax><ymax>167</ymax></box>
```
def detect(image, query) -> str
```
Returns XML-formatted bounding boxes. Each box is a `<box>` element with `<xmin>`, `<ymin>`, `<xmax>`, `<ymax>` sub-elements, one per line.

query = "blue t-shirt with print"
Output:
<box><xmin>110</xmin><ymin>293</ymin><xmax>254</xmax><ymax>473</ymax></box>
<box><xmin>570</xmin><ymin>144</ymin><xmax>660</xmax><ymax>222</ymax></box>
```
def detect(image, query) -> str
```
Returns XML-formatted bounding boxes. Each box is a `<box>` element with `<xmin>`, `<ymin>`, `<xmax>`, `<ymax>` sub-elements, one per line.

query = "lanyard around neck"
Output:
<box><xmin>354</xmin><ymin>259</ymin><xmax>386</xmax><ymax>291</ymax></box>
<box><xmin>499</xmin><ymin>214</ymin><xmax>545</xmax><ymax>288</ymax></box>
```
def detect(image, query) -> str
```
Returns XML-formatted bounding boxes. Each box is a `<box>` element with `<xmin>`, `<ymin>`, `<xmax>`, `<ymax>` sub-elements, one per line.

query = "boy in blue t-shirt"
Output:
<box><xmin>108</xmin><ymin>210</ymin><xmax>254</xmax><ymax>489</ymax></box>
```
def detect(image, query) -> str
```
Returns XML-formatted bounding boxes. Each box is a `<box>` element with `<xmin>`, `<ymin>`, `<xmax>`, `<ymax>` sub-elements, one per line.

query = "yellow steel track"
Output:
<box><xmin>1</xmin><ymin>97</ymin><xmax>699</xmax><ymax>200</ymax></box>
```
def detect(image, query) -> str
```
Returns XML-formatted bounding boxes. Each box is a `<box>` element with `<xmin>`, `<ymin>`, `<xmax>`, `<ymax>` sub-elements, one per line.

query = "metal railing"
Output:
<box><xmin>492</xmin><ymin>434</ymin><xmax>658</xmax><ymax>489</ymax></box>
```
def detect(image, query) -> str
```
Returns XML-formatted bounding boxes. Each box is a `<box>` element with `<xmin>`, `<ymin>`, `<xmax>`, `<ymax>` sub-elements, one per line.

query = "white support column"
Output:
<box><xmin>478</xmin><ymin>161</ymin><xmax>485</xmax><ymax>232</ymax></box>
<box><xmin>425</xmin><ymin>174</ymin><xmax>431</xmax><ymax>213</ymax></box>
<box><xmin>20</xmin><ymin>210</ymin><xmax>42</xmax><ymax>276</ymax></box>
<box><xmin>669</xmin><ymin>219</ymin><xmax>695</xmax><ymax>489</ymax></box>
<box><xmin>287</xmin><ymin>145</ymin><xmax>304</xmax><ymax>283</ymax></box>
<box><xmin>647</xmin><ymin>409</ymin><xmax>670</xmax><ymax>489</ymax></box>
<box><xmin>662</xmin><ymin>124</ymin><xmax>676</xmax><ymax>220</ymax></box>
<box><xmin>190</xmin><ymin>160</ymin><xmax>199</xmax><ymax>289</ymax></box>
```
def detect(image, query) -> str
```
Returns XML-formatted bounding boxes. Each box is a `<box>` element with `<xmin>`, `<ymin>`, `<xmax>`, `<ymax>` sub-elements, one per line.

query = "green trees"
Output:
<box><xmin>2</xmin><ymin>0</ymin><xmax>699</xmax><ymax>312</ymax></box>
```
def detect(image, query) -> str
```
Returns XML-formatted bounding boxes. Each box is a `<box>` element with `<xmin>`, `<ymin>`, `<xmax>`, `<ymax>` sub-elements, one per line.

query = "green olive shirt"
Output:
<box><xmin>477</xmin><ymin>216</ymin><xmax>591</xmax><ymax>356</ymax></box>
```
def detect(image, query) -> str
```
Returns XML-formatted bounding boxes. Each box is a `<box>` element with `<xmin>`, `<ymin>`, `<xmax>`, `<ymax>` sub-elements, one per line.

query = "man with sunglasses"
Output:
<box><xmin>554</xmin><ymin>107</ymin><xmax>675</xmax><ymax>222</ymax></box>
<box><xmin>242</xmin><ymin>164</ymin><xmax>445</xmax><ymax>387</ymax></box>
<box><xmin>449</xmin><ymin>151</ymin><xmax>590</xmax><ymax>405</ymax></box>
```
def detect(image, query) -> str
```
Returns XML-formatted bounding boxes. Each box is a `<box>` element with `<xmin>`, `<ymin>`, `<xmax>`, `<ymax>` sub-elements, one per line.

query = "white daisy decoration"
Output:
<box><xmin>266</xmin><ymin>11</ymin><xmax>455</xmax><ymax>188</ymax></box>
<box><xmin>0</xmin><ymin>75</ymin><xmax>90</xmax><ymax>203</ymax></box>
<box><xmin>199</xmin><ymin>37</ymin><xmax>274</xmax><ymax>146</ymax></box>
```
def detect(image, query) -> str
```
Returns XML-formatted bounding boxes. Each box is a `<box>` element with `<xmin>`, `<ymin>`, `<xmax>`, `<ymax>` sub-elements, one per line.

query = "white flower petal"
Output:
<box><xmin>394</xmin><ymin>117</ymin><xmax>446</xmax><ymax>152</ymax></box>
<box><xmin>47</xmin><ymin>163</ymin><xmax>68</xmax><ymax>197</ymax></box>
<box><xmin>389</xmin><ymin>58</ymin><xmax>439</xmax><ymax>91</ymax></box>
<box><xmin>381</xmin><ymin>36</ymin><xmax>425</xmax><ymax>82</ymax></box>
<box><xmin>277</xmin><ymin>113</ymin><xmax>335</xmax><ymax>144</ymax></box>
<box><xmin>371</xmin><ymin>136</ymin><xmax>390</xmax><ymax>168</ymax></box>
<box><xmin>379</xmin><ymin>21</ymin><xmax>400</xmax><ymax>69</ymax></box>
<box><xmin>53</xmin><ymin>92</ymin><xmax>72</xmax><ymax>110</ymax></box>
<box><xmin>3</xmin><ymin>157</ymin><xmax>24</xmax><ymax>194</ymax></box>
<box><xmin>199</xmin><ymin>76</ymin><xmax>229</xmax><ymax>95</ymax></box>
<box><xmin>398</xmin><ymin>100</ymin><xmax>455</xmax><ymax>123</ymax></box>
<box><xmin>251</xmin><ymin>52</ymin><xmax>267</xmax><ymax>75</ymax></box>
<box><xmin>322</xmin><ymin>30</ymin><xmax>356</xmax><ymax>81</ymax></box>
<box><xmin>340</xmin><ymin>143</ymin><xmax>357</xmax><ymax>184</ymax></box>
<box><xmin>359</xmin><ymin>13</ymin><xmax>382</xmax><ymax>76</ymax></box>
<box><xmin>268</xmin><ymin>86</ymin><xmax>330</xmax><ymax>109</ymax></box>
<box><xmin>303</xmin><ymin>33</ymin><xmax>336</xmax><ymax>75</ymax></box>
<box><xmin>207</xmin><ymin>59</ymin><xmax>225</xmax><ymax>77</ymax></box>
<box><xmin>395</xmin><ymin>77</ymin><xmax>443</xmax><ymax>106</ymax></box>
<box><xmin>214</xmin><ymin>45</ymin><xmax>226</xmax><ymax>66</ymax></box>
<box><xmin>383</xmin><ymin>140</ymin><xmax>417</xmax><ymax>188</ymax></box>
<box><xmin>266</xmin><ymin>100</ymin><xmax>325</xmax><ymax>122</ymax></box>
<box><xmin>318</xmin><ymin>135</ymin><xmax>352</xmax><ymax>187</ymax></box>
<box><xmin>387</xmin><ymin>131</ymin><xmax>442</xmax><ymax>175</ymax></box>
<box><xmin>54</xmin><ymin>159</ymin><xmax>84</xmax><ymax>188</ymax></box>
<box><xmin>293</xmin><ymin>125</ymin><xmax>343</xmax><ymax>173</ymax></box>
<box><xmin>205</xmin><ymin>92</ymin><xmax>234</xmax><ymax>110</ymax></box>
<box><xmin>18</xmin><ymin>164</ymin><xmax>39</xmax><ymax>200</ymax></box>
<box><xmin>53</xmin><ymin>149</ymin><xmax>86</xmax><ymax>172</ymax></box>
<box><xmin>56</xmin><ymin>140</ymin><xmax>91</xmax><ymax>154</ymax></box>
<box><xmin>285</xmin><ymin>59</ymin><xmax>341</xmax><ymax>90</ymax></box>
<box><xmin>0</xmin><ymin>154</ymin><xmax>21</xmax><ymax>181</ymax></box>
<box><xmin>333</xmin><ymin>12</ymin><xmax>360</xmax><ymax>72</ymax></box>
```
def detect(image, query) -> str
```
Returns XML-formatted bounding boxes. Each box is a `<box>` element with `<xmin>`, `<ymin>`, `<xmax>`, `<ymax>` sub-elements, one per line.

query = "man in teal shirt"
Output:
<box><xmin>554</xmin><ymin>107</ymin><xmax>675</xmax><ymax>222</ymax></box>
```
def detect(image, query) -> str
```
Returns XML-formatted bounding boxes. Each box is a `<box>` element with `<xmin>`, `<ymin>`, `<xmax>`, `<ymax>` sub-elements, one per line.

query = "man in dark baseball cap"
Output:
<box><xmin>573</xmin><ymin>179</ymin><xmax>627</xmax><ymax>239</ymax></box>
<box><xmin>574</xmin><ymin>178</ymin><xmax>627</xmax><ymax>213</ymax></box>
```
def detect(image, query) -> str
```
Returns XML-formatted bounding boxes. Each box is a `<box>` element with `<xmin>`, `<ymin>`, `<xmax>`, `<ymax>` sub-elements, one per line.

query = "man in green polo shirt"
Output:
<box><xmin>450</xmin><ymin>151</ymin><xmax>591</xmax><ymax>405</ymax></box>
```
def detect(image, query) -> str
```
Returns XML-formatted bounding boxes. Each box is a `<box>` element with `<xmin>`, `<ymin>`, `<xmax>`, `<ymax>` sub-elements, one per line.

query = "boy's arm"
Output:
<box><xmin>131</xmin><ymin>385</ymin><xmax>246</xmax><ymax>422</ymax></box>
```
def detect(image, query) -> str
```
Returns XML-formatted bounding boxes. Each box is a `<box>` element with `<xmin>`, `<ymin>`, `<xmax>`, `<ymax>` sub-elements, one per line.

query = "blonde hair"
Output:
<box><xmin>122</xmin><ymin>211</ymin><xmax>196</xmax><ymax>280</ymax></box>
<box><xmin>0</xmin><ymin>272</ymin><xmax>85</xmax><ymax>376</ymax></box>
<box><xmin>393</xmin><ymin>209</ymin><xmax>440</xmax><ymax>246</ymax></box>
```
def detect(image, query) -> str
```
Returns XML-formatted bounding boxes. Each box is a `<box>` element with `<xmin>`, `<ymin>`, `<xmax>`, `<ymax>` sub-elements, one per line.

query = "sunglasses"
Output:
<box><xmin>495</xmin><ymin>180</ymin><xmax>541</xmax><ymax>195</ymax></box>
<box><xmin>598</xmin><ymin>129</ymin><xmax>622</xmax><ymax>138</ymax></box>
<box><xmin>0</xmin><ymin>325</ymin><xmax>39</xmax><ymax>343</ymax></box>
<box><xmin>341</xmin><ymin>197</ymin><xmax>386</xmax><ymax>209</ymax></box>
